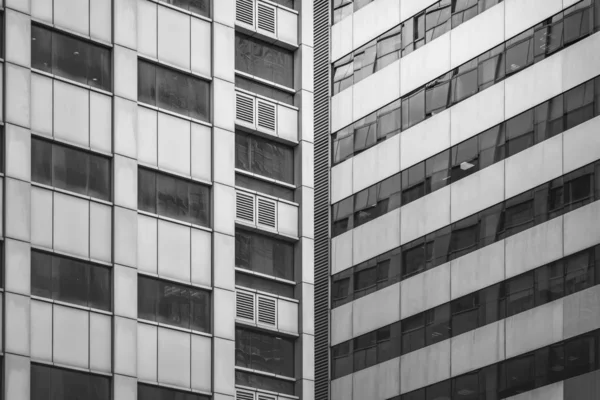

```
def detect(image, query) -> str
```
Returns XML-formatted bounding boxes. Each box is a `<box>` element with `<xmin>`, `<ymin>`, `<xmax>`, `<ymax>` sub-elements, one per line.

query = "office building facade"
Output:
<box><xmin>314</xmin><ymin>0</ymin><xmax>600</xmax><ymax>399</ymax></box>
<box><xmin>2</xmin><ymin>0</ymin><xmax>314</xmax><ymax>399</ymax></box>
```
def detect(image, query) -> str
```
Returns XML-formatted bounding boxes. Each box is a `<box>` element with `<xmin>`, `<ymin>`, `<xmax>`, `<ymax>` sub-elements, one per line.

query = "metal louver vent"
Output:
<box><xmin>256</xmin><ymin>2</ymin><xmax>276</xmax><ymax>35</ymax></box>
<box><xmin>236</xmin><ymin>0</ymin><xmax>254</xmax><ymax>27</ymax></box>
<box><xmin>236</xmin><ymin>291</ymin><xmax>256</xmax><ymax>322</ymax></box>
<box><xmin>236</xmin><ymin>389</ymin><xmax>255</xmax><ymax>400</ymax></box>
<box><xmin>256</xmin><ymin>197</ymin><xmax>277</xmax><ymax>229</ymax></box>
<box><xmin>256</xmin><ymin>99</ymin><xmax>277</xmax><ymax>132</ymax></box>
<box><xmin>236</xmin><ymin>92</ymin><xmax>256</xmax><ymax>126</ymax></box>
<box><xmin>236</xmin><ymin>191</ymin><xmax>256</xmax><ymax>224</ymax></box>
<box><xmin>257</xmin><ymin>394</ymin><xmax>277</xmax><ymax>400</ymax></box>
<box><xmin>257</xmin><ymin>295</ymin><xmax>277</xmax><ymax>326</ymax></box>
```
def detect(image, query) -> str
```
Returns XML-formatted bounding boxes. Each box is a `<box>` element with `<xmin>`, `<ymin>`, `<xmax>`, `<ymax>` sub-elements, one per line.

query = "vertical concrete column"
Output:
<box><xmin>212</xmin><ymin>1</ymin><xmax>237</xmax><ymax>399</ymax></box>
<box><xmin>3</xmin><ymin>1</ymin><xmax>32</xmax><ymax>398</ymax></box>
<box><xmin>112</xmin><ymin>0</ymin><xmax>139</xmax><ymax>399</ymax></box>
<box><xmin>296</xmin><ymin>0</ymin><xmax>316</xmax><ymax>398</ymax></box>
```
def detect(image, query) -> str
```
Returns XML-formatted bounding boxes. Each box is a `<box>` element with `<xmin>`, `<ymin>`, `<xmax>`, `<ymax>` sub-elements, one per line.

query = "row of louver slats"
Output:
<box><xmin>236</xmin><ymin>290</ymin><xmax>277</xmax><ymax>326</ymax></box>
<box><xmin>236</xmin><ymin>389</ymin><xmax>277</xmax><ymax>400</ymax></box>
<box><xmin>236</xmin><ymin>191</ymin><xmax>278</xmax><ymax>230</ymax></box>
<box><xmin>236</xmin><ymin>0</ymin><xmax>277</xmax><ymax>35</ymax></box>
<box><xmin>236</xmin><ymin>92</ymin><xmax>277</xmax><ymax>133</ymax></box>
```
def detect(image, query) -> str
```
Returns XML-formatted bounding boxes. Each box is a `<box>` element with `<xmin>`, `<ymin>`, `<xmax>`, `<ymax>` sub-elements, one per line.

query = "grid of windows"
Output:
<box><xmin>31</xmin><ymin>364</ymin><xmax>110</xmax><ymax>400</ymax></box>
<box><xmin>235</xmin><ymin>229</ymin><xmax>295</xmax><ymax>280</ymax></box>
<box><xmin>332</xmin><ymin>0</ymin><xmax>599</xmax><ymax>164</ymax></box>
<box><xmin>31</xmin><ymin>137</ymin><xmax>112</xmax><ymax>202</ymax></box>
<box><xmin>31</xmin><ymin>24</ymin><xmax>112</xmax><ymax>91</ymax></box>
<box><xmin>235</xmin><ymin>131</ymin><xmax>295</xmax><ymax>184</ymax></box>
<box><xmin>235</xmin><ymin>33</ymin><xmax>295</xmax><ymax>88</ymax></box>
<box><xmin>235</xmin><ymin>327</ymin><xmax>295</xmax><ymax>377</ymax></box>
<box><xmin>332</xmin><ymin>76</ymin><xmax>600</xmax><ymax>237</ymax></box>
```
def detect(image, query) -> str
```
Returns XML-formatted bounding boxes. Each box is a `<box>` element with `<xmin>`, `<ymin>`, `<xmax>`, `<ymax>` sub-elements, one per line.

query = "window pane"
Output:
<box><xmin>157</xmin><ymin>65</ymin><xmax>190</xmax><ymax>117</ymax></box>
<box><xmin>89</xmin><ymin>266</ymin><xmax>111</xmax><ymax>311</ymax></box>
<box><xmin>53</xmin><ymin>145</ymin><xmax>89</xmax><ymax>196</ymax></box>
<box><xmin>53</xmin><ymin>30</ymin><xmax>89</xmax><ymax>86</ymax></box>
<box><xmin>87</xmin><ymin>44</ymin><xmax>111</xmax><ymax>90</ymax></box>
<box><xmin>505</xmin><ymin>37</ymin><xmax>533</xmax><ymax>75</ymax></box>
<box><xmin>138</xmin><ymin>61</ymin><xmax>157</xmax><ymax>106</ymax></box>
<box><xmin>235</xmin><ymin>271</ymin><xmax>295</xmax><ymax>298</ymax></box>
<box><xmin>189</xmin><ymin>182</ymin><xmax>210</xmax><ymax>227</ymax></box>
<box><xmin>452</xmin><ymin>68</ymin><xmax>478</xmax><ymax>103</ymax></box>
<box><xmin>235</xmin><ymin>33</ymin><xmax>294</xmax><ymax>87</ymax></box>
<box><xmin>189</xmin><ymin>76</ymin><xmax>210</xmax><ymax>122</ymax></box>
<box><xmin>190</xmin><ymin>287</ymin><xmax>211</xmax><ymax>332</ymax></box>
<box><xmin>157</xmin><ymin>173</ymin><xmax>189</xmax><ymax>221</ymax></box>
<box><xmin>235</xmin><ymin>173</ymin><xmax>295</xmax><ymax>201</ymax></box>
<box><xmin>138</xmin><ymin>275</ymin><xmax>159</xmax><ymax>322</ymax></box>
<box><xmin>31</xmin><ymin>138</ymin><xmax>53</xmax><ymax>186</ymax></box>
<box><xmin>53</xmin><ymin>256</ymin><xmax>89</xmax><ymax>307</ymax></box>
<box><xmin>31</xmin><ymin>251</ymin><xmax>53</xmax><ymax>298</ymax></box>
<box><xmin>88</xmin><ymin>154</ymin><xmax>111</xmax><ymax>201</ymax></box>
<box><xmin>505</xmin><ymin>273</ymin><xmax>534</xmax><ymax>317</ymax></box>
<box><xmin>157</xmin><ymin>279</ymin><xmax>191</xmax><ymax>329</ymax></box>
<box><xmin>235</xmin><ymin>229</ymin><xmax>294</xmax><ymax>280</ymax></box>
<box><xmin>138</xmin><ymin>168</ymin><xmax>157</xmax><ymax>213</ymax></box>
<box><xmin>31</xmin><ymin>25</ymin><xmax>53</xmax><ymax>73</ymax></box>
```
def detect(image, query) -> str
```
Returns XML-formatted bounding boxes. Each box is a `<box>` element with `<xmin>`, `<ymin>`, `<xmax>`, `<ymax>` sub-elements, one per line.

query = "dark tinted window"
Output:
<box><xmin>31</xmin><ymin>24</ymin><xmax>111</xmax><ymax>91</ymax></box>
<box><xmin>235</xmin><ymin>229</ymin><xmax>294</xmax><ymax>280</ymax></box>
<box><xmin>31</xmin><ymin>137</ymin><xmax>111</xmax><ymax>201</ymax></box>
<box><xmin>162</xmin><ymin>0</ymin><xmax>210</xmax><ymax>17</ymax></box>
<box><xmin>138</xmin><ymin>383</ymin><xmax>211</xmax><ymax>400</ymax></box>
<box><xmin>235</xmin><ymin>75</ymin><xmax>294</xmax><ymax>105</ymax></box>
<box><xmin>138</xmin><ymin>60</ymin><xmax>210</xmax><ymax>122</ymax></box>
<box><xmin>138</xmin><ymin>167</ymin><xmax>211</xmax><ymax>227</ymax></box>
<box><xmin>235</xmin><ymin>173</ymin><xmax>295</xmax><ymax>201</ymax></box>
<box><xmin>235</xmin><ymin>370</ymin><xmax>295</xmax><ymax>396</ymax></box>
<box><xmin>235</xmin><ymin>327</ymin><xmax>295</xmax><ymax>376</ymax></box>
<box><xmin>31</xmin><ymin>364</ymin><xmax>110</xmax><ymax>400</ymax></box>
<box><xmin>236</xmin><ymin>131</ymin><xmax>294</xmax><ymax>183</ymax></box>
<box><xmin>31</xmin><ymin>251</ymin><xmax>111</xmax><ymax>311</ymax></box>
<box><xmin>235</xmin><ymin>33</ymin><xmax>294</xmax><ymax>87</ymax></box>
<box><xmin>138</xmin><ymin>275</ymin><xmax>211</xmax><ymax>332</ymax></box>
<box><xmin>235</xmin><ymin>271</ymin><xmax>295</xmax><ymax>298</ymax></box>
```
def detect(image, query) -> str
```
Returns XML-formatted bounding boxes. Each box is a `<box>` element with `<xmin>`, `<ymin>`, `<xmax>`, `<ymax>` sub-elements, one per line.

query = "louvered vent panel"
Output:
<box><xmin>257</xmin><ymin>394</ymin><xmax>277</xmax><ymax>400</ymax></box>
<box><xmin>256</xmin><ymin>99</ymin><xmax>277</xmax><ymax>132</ymax></box>
<box><xmin>257</xmin><ymin>295</ymin><xmax>277</xmax><ymax>326</ymax></box>
<box><xmin>256</xmin><ymin>2</ymin><xmax>276</xmax><ymax>35</ymax></box>
<box><xmin>236</xmin><ymin>389</ymin><xmax>255</xmax><ymax>400</ymax></box>
<box><xmin>236</xmin><ymin>92</ymin><xmax>256</xmax><ymax>126</ymax></box>
<box><xmin>236</xmin><ymin>191</ymin><xmax>256</xmax><ymax>224</ymax></box>
<box><xmin>256</xmin><ymin>197</ymin><xmax>277</xmax><ymax>229</ymax></box>
<box><xmin>236</xmin><ymin>0</ymin><xmax>254</xmax><ymax>27</ymax></box>
<box><xmin>236</xmin><ymin>291</ymin><xmax>256</xmax><ymax>322</ymax></box>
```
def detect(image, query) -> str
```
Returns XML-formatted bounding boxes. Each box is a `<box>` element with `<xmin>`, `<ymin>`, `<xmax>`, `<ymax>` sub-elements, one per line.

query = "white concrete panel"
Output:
<box><xmin>114</xmin><ymin>45</ymin><xmax>139</xmax><ymax>102</ymax></box>
<box><xmin>278</xmin><ymin>201</ymin><xmax>299</xmax><ymax>238</ymax></box>
<box><xmin>278</xmin><ymin>104</ymin><xmax>299</xmax><ymax>143</ymax></box>
<box><xmin>505</xmin><ymin>134</ymin><xmax>562</xmax><ymax>199</ymax></box>
<box><xmin>89</xmin><ymin>91</ymin><xmax>112</xmax><ymax>153</ymax></box>
<box><xmin>114</xmin><ymin>207</ymin><xmax>138</xmax><ymax>268</ymax></box>
<box><xmin>451</xmin><ymin>161</ymin><xmax>505</xmax><ymax>223</ymax></box>
<box><xmin>137</xmin><ymin>0</ymin><xmax>158</xmax><ymax>58</ymax></box>
<box><xmin>301</xmin><ymin>237</ymin><xmax>315</xmax><ymax>284</ymax></box>
<box><xmin>30</xmin><ymin>186</ymin><xmax>51</xmax><ymax>248</ymax></box>
<box><xmin>213</xmin><ymin>22</ymin><xmax>233</xmax><ymax>82</ymax></box>
<box><xmin>353</xmin><ymin>0</ymin><xmax>400</xmax><ymax>51</ymax></box>
<box><xmin>451</xmin><ymin>81</ymin><xmax>505</xmax><ymax>146</ymax></box>
<box><xmin>5</xmin><ymin>239</ymin><xmax>30</xmax><ymax>296</ymax></box>
<box><xmin>451</xmin><ymin>320</ymin><xmax>505</xmax><ymax>376</ymax></box>
<box><xmin>278</xmin><ymin>7</ymin><xmax>298</xmax><ymax>45</ymax></box>
<box><xmin>6</xmin><ymin>178</ymin><xmax>31</xmax><ymax>242</ymax></box>
<box><xmin>505</xmin><ymin>299</ymin><xmax>564</xmax><ymax>359</ymax></box>
<box><xmin>90</xmin><ymin>0</ymin><xmax>112</xmax><ymax>42</ymax></box>
<box><xmin>353</xmin><ymin>283</ymin><xmax>400</xmax><ymax>338</ymax></box>
<box><xmin>6</xmin><ymin>9</ymin><xmax>31</xmax><ymax>68</ymax></box>
<box><xmin>400</xmin><ymin>0</ymin><xmax>436</xmax><ymax>21</ymax></box>
<box><xmin>331</xmin><ymin>160</ymin><xmax>353</xmax><ymax>204</ymax></box>
<box><xmin>300</xmin><ymin>188</ymin><xmax>314</xmax><ymax>238</ymax></box>
<box><xmin>299</xmin><ymin>90</ymin><xmax>315</xmax><ymax>143</ymax></box>
<box><xmin>278</xmin><ymin>298</ymin><xmax>299</xmax><ymax>334</ymax></box>
<box><xmin>138</xmin><ymin>106</ymin><xmax>158</xmax><ymax>166</ymax></box>
<box><xmin>137</xmin><ymin>323</ymin><xmax>158</xmax><ymax>382</ymax></box>
<box><xmin>564</xmin><ymin>201</ymin><xmax>600</xmax><ymax>255</ymax></box>
<box><xmin>301</xmin><ymin>333</ymin><xmax>315</xmax><ymax>380</ymax></box>
<box><xmin>300</xmin><ymin>0</ymin><xmax>314</xmax><ymax>47</ymax></box>
<box><xmin>137</xmin><ymin>214</ymin><xmax>158</xmax><ymax>274</ymax></box>
<box><xmin>158</xmin><ymin>112</ymin><xmax>191</xmax><ymax>176</ymax></box>
<box><xmin>213</xmin><ymin>288</ymin><xmax>234</xmax><ymax>340</ymax></box>
<box><xmin>401</xmin><ymin>33</ymin><xmax>449</xmax><ymax>97</ymax></box>
<box><xmin>53</xmin><ymin>305</ymin><xmax>89</xmax><ymax>368</ymax></box>
<box><xmin>90</xmin><ymin>202</ymin><xmax>112</xmax><ymax>263</ymax></box>
<box><xmin>114</xmin><ymin>375</ymin><xmax>137</xmax><ymax>400</ymax></box>
<box><xmin>450</xmin><ymin>2</ymin><xmax>504</xmax><ymax>69</ymax></box>
<box><xmin>331</xmin><ymin>230</ymin><xmax>353</xmax><ymax>275</ymax></box>
<box><xmin>451</xmin><ymin>240</ymin><xmax>505</xmax><ymax>300</ymax></box>
<box><xmin>158</xmin><ymin>328</ymin><xmax>191</xmax><ymax>387</ymax></box>
<box><xmin>505</xmin><ymin>0</ymin><xmax>562</xmax><ymax>40</ymax></box>
<box><xmin>505</xmin><ymin>217</ymin><xmax>564</xmax><ymax>279</ymax></box>
<box><xmin>301</xmin><ymin>141</ymin><xmax>315</xmax><ymax>188</ymax></box>
<box><xmin>114</xmin><ymin>154</ymin><xmax>138</xmax><ymax>210</ymax></box>
<box><xmin>191</xmin><ymin>123</ymin><xmax>212</xmax><ymax>182</ymax></box>
<box><xmin>31</xmin><ymin>73</ymin><xmax>53</xmax><ymax>136</ymax></box>
<box><xmin>158</xmin><ymin>5</ymin><xmax>191</xmax><ymax>69</ymax></box>
<box><xmin>400</xmin><ymin>341</ymin><xmax>450</xmax><ymax>394</ymax></box>
<box><xmin>191</xmin><ymin>228</ymin><xmax>212</xmax><ymax>287</ymax></box>
<box><xmin>331</xmin><ymin>301</ymin><xmax>353</xmax><ymax>346</ymax></box>
<box><xmin>505</xmin><ymin>50</ymin><xmax>563</xmax><ymax>120</ymax></box>
<box><xmin>192</xmin><ymin>17</ymin><xmax>213</xmax><ymax>77</ymax></box>
<box><xmin>563</xmin><ymin>285</ymin><xmax>600</xmax><ymax>340</ymax></box>
<box><xmin>300</xmin><ymin>281</ymin><xmax>315</xmax><ymax>335</ymax></box>
<box><xmin>53</xmin><ymin>81</ymin><xmax>89</xmax><ymax>147</ymax></box>
<box><xmin>53</xmin><ymin>193</ymin><xmax>89</xmax><ymax>258</ymax></box>
<box><xmin>562</xmin><ymin>32</ymin><xmax>600</xmax><ymax>92</ymax></box>
<box><xmin>90</xmin><ymin>313</ymin><xmax>112</xmax><ymax>372</ymax></box>
<box><xmin>115</xmin><ymin>98</ymin><xmax>139</xmax><ymax>158</ymax></box>
<box><xmin>114</xmin><ymin>264</ymin><xmax>138</xmax><ymax>319</ymax></box>
<box><xmin>213</xmin><ymin>338</ymin><xmax>235</xmax><ymax>396</ymax></box>
<box><xmin>353</xmin><ymin>134</ymin><xmax>400</xmax><ymax>195</ymax></box>
<box><xmin>4</xmin><ymin>354</ymin><xmax>30</xmax><ymax>400</ymax></box>
<box><xmin>353</xmin><ymin>207</ymin><xmax>401</xmax><ymax>266</ymax></box>
<box><xmin>213</xmin><ymin>232</ymin><xmax>235</xmax><ymax>291</ymax></box>
<box><xmin>331</xmin><ymin>374</ymin><xmax>353</xmax><ymax>400</ymax></box>
<box><xmin>213</xmin><ymin>0</ymin><xmax>235</xmax><ymax>27</ymax></box>
<box><xmin>114</xmin><ymin>0</ymin><xmax>138</xmax><ymax>49</ymax></box>
<box><xmin>331</xmin><ymin>15</ymin><xmax>353</xmax><ymax>63</ymax></box>
<box><xmin>191</xmin><ymin>334</ymin><xmax>212</xmax><ymax>392</ymax></box>
<box><xmin>506</xmin><ymin>381</ymin><xmax>563</xmax><ymax>400</ymax></box>
<box><xmin>54</xmin><ymin>0</ymin><xmax>89</xmax><ymax>36</ymax></box>
<box><xmin>563</xmin><ymin>116</ymin><xmax>600</xmax><ymax>175</ymax></box>
<box><xmin>213</xmin><ymin>78</ymin><xmax>235</xmax><ymax>131</ymax></box>
<box><xmin>353</xmin><ymin>357</ymin><xmax>400</xmax><ymax>400</ymax></box>
<box><xmin>5</xmin><ymin>64</ymin><xmax>30</xmax><ymax>128</ymax></box>
<box><xmin>331</xmin><ymin>86</ymin><xmax>353</xmax><ymax>133</ymax></box>
<box><xmin>6</xmin><ymin>124</ymin><xmax>30</xmax><ymax>182</ymax></box>
<box><xmin>400</xmin><ymin>186</ymin><xmax>450</xmax><ymax>245</ymax></box>
<box><xmin>353</xmin><ymin>60</ymin><xmax>400</xmax><ymax>123</ymax></box>
<box><xmin>30</xmin><ymin>300</ymin><xmax>52</xmax><ymax>361</ymax></box>
<box><xmin>32</xmin><ymin>0</ymin><xmax>53</xmax><ymax>22</ymax></box>
<box><xmin>114</xmin><ymin>316</ymin><xmax>137</xmax><ymax>377</ymax></box>
<box><xmin>400</xmin><ymin>109</ymin><xmax>450</xmax><ymax>171</ymax></box>
<box><xmin>158</xmin><ymin>220</ymin><xmax>191</xmax><ymax>282</ymax></box>
<box><xmin>5</xmin><ymin>293</ymin><xmax>30</xmax><ymax>356</ymax></box>
<box><xmin>401</xmin><ymin>262</ymin><xmax>450</xmax><ymax>319</ymax></box>
<box><xmin>213</xmin><ymin>127</ymin><xmax>234</xmax><ymax>186</ymax></box>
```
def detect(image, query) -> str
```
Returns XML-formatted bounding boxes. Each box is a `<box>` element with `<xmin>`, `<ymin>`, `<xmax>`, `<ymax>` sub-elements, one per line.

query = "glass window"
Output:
<box><xmin>235</xmin><ymin>327</ymin><xmax>295</xmax><ymax>377</ymax></box>
<box><xmin>235</xmin><ymin>271</ymin><xmax>295</xmax><ymax>298</ymax></box>
<box><xmin>138</xmin><ymin>384</ymin><xmax>211</xmax><ymax>400</ymax></box>
<box><xmin>235</xmin><ymin>131</ymin><xmax>294</xmax><ymax>183</ymax></box>
<box><xmin>402</xmin><ymin>89</ymin><xmax>425</xmax><ymax>130</ymax></box>
<box><xmin>235</xmin><ymin>370</ymin><xmax>295</xmax><ymax>396</ymax></box>
<box><xmin>564</xmin><ymin>80</ymin><xmax>595</xmax><ymax>130</ymax></box>
<box><xmin>31</xmin><ymin>364</ymin><xmax>110</xmax><ymax>400</ymax></box>
<box><xmin>138</xmin><ymin>60</ymin><xmax>210</xmax><ymax>122</ymax></box>
<box><xmin>236</xmin><ymin>75</ymin><xmax>294</xmax><ymax>105</ymax></box>
<box><xmin>565</xmin><ymin>248</ymin><xmax>597</xmax><ymax>294</ymax></box>
<box><xmin>163</xmin><ymin>0</ymin><xmax>210</xmax><ymax>17</ymax></box>
<box><xmin>505</xmin><ymin>34</ymin><xmax>534</xmax><ymax>76</ymax></box>
<box><xmin>31</xmin><ymin>24</ymin><xmax>111</xmax><ymax>91</ymax></box>
<box><xmin>505</xmin><ymin>272</ymin><xmax>534</xmax><ymax>317</ymax></box>
<box><xmin>332</xmin><ymin>341</ymin><xmax>353</xmax><ymax>379</ymax></box>
<box><xmin>235</xmin><ymin>33</ymin><xmax>294</xmax><ymax>87</ymax></box>
<box><xmin>534</xmin><ymin>262</ymin><xmax>564</xmax><ymax>305</ymax></box>
<box><xmin>402</xmin><ymin>313</ymin><xmax>426</xmax><ymax>354</ymax></box>
<box><xmin>138</xmin><ymin>275</ymin><xmax>210</xmax><ymax>332</ymax></box>
<box><xmin>235</xmin><ymin>229</ymin><xmax>294</xmax><ymax>280</ymax></box>
<box><xmin>235</xmin><ymin>173</ymin><xmax>295</xmax><ymax>201</ymax></box>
